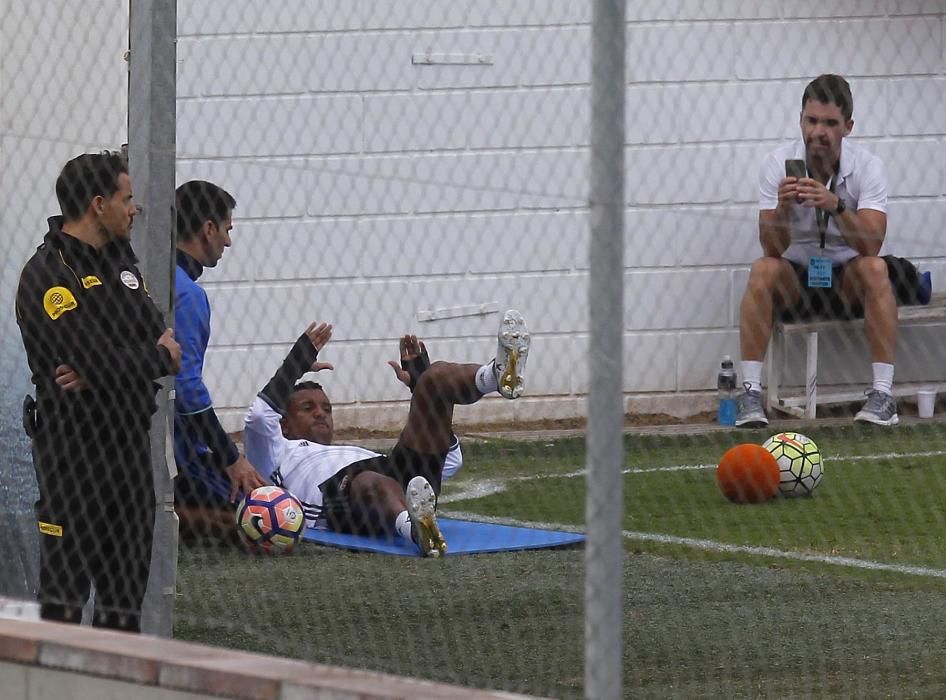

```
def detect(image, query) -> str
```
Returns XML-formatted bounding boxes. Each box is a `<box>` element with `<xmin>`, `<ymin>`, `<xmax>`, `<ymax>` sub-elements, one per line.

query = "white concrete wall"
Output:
<box><xmin>174</xmin><ymin>2</ymin><xmax>946</xmax><ymax>429</ymax></box>
<box><xmin>0</xmin><ymin>1</ymin><xmax>129</xmax><ymax>597</ymax></box>
<box><xmin>1</xmin><ymin>1</ymin><xmax>129</xmax><ymax>307</ymax></box>
<box><xmin>0</xmin><ymin>0</ymin><xmax>129</xmax><ymax>368</ymax></box>
<box><xmin>2</xmin><ymin>4</ymin><xmax>944</xmax><ymax>431</ymax></box>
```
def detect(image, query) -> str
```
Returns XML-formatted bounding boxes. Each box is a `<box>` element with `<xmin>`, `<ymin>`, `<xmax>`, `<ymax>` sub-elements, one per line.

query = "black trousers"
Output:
<box><xmin>31</xmin><ymin>417</ymin><xmax>155</xmax><ymax>633</ymax></box>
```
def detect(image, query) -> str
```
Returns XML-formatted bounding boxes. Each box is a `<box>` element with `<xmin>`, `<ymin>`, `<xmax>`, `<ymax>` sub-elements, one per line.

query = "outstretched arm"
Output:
<box><xmin>387</xmin><ymin>334</ymin><xmax>430</xmax><ymax>391</ymax></box>
<box><xmin>259</xmin><ymin>322</ymin><xmax>334</xmax><ymax>412</ymax></box>
<box><xmin>245</xmin><ymin>323</ymin><xmax>333</xmax><ymax>480</ymax></box>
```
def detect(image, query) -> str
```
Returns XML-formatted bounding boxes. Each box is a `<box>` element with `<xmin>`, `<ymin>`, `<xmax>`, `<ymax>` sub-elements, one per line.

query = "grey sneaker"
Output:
<box><xmin>735</xmin><ymin>384</ymin><xmax>768</xmax><ymax>427</ymax></box>
<box><xmin>494</xmin><ymin>309</ymin><xmax>530</xmax><ymax>399</ymax></box>
<box><xmin>406</xmin><ymin>476</ymin><xmax>447</xmax><ymax>558</ymax></box>
<box><xmin>855</xmin><ymin>389</ymin><xmax>899</xmax><ymax>426</ymax></box>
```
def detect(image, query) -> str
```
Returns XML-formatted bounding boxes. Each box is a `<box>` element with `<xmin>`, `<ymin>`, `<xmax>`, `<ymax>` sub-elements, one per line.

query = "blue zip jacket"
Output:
<box><xmin>173</xmin><ymin>250</ymin><xmax>239</xmax><ymax>472</ymax></box>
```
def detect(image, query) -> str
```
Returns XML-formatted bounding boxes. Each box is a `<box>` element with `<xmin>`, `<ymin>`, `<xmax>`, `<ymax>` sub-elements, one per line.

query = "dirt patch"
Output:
<box><xmin>229</xmin><ymin>398</ymin><xmax>934</xmax><ymax>445</ymax></box>
<box><xmin>332</xmin><ymin>410</ymin><xmax>721</xmax><ymax>441</ymax></box>
<box><xmin>228</xmin><ymin>411</ymin><xmax>719</xmax><ymax>444</ymax></box>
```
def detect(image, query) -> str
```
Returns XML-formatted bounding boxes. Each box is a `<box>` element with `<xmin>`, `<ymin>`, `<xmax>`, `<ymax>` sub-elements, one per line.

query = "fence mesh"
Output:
<box><xmin>2</xmin><ymin>1</ymin><xmax>946</xmax><ymax>697</ymax></box>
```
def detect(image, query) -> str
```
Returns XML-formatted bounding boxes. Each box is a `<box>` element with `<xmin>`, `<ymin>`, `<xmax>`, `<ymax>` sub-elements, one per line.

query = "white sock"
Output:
<box><xmin>475</xmin><ymin>361</ymin><xmax>498</xmax><ymax>395</ymax></box>
<box><xmin>872</xmin><ymin>362</ymin><xmax>894</xmax><ymax>395</ymax></box>
<box><xmin>395</xmin><ymin>510</ymin><xmax>412</xmax><ymax>542</ymax></box>
<box><xmin>741</xmin><ymin>360</ymin><xmax>764</xmax><ymax>393</ymax></box>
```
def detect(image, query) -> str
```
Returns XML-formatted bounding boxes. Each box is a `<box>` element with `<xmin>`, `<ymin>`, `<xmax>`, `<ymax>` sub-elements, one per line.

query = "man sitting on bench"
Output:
<box><xmin>736</xmin><ymin>74</ymin><xmax>898</xmax><ymax>428</ymax></box>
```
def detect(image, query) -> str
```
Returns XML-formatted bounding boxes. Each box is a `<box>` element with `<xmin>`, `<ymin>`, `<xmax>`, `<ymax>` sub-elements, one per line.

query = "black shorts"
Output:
<box><xmin>383</xmin><ymin>440</ymin><xmax>449</xmax><ymax>496</ymax></box>
<box><xmin>780</xmin><ymin>260</ymin><xmax>863</xmax><ymax>322</ymax></box>
<box><xmin>318</xmin><ymin>442</ymin><xmax>448</xmax><ymax>536</ymax></box>
<box><xmin>781</xmin><ymin>255</ymin><xmax>923</xmax><ymax>322</ymax></box>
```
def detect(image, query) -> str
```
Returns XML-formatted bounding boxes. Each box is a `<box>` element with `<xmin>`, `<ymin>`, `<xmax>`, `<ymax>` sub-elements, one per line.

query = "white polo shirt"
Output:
<box><xmin>759</xmin><ymin>138</ymin><xmax>887</xmax><ymax>265</ymax></box>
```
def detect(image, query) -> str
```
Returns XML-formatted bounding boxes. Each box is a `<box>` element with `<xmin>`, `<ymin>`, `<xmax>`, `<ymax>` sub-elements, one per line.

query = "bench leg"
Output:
<box><xmin>805</xmin><ymin>331</ymin><xmax>818</xmax><ymax>420</ymax></box>
<box><xmin>766</xmin><ymin>327</ymin><xmax>783</xmax><ymax>413</ymax></box>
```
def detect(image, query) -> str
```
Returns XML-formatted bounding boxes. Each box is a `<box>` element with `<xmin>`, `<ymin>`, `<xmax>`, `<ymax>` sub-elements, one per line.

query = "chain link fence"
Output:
<box><xmin>2</xmin><ymin>1</ymin><xmax>946</xmax><ymax>697</ymax></box>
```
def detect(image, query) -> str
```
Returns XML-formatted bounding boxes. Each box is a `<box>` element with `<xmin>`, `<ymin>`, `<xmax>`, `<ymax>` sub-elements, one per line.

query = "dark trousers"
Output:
<box><xmin>32</xmin><ymin>421</ymin><xmax>155</xmax><ymax>633</ymax></box>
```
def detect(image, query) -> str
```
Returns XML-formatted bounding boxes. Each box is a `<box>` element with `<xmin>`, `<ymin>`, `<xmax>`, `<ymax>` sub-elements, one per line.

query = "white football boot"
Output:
<box><xmin>494</xmin><ymin>309</ymin><xmax>530</xmax><ymax>399</ymax></box>
<box><xmin>406</xmin><ymin>476</ymin><xmax>447</xmax><ymax>558</ymax></box>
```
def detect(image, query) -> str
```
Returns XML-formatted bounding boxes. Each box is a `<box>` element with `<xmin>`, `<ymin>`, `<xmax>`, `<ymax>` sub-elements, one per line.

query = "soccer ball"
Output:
<box><xmin>716</xmin><ymin>443</ymin><xmax>780</xmax><ymax>503</ymax></box>
<box><xmin>762</xmin><ymin>432</ymin><xmax>824</xmax><ymax>497</ymax></box>
<box><xmin>236</xmin><ymin>485</ymin><xmax>306</xmax><ymax>553</ymax></box>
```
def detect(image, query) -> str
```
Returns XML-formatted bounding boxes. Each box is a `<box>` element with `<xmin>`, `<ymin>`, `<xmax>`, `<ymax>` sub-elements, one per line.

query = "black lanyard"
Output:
<box><xmin>815</xmin><ymin>175</ymin><xmax>837</xmax><ymax>249</ymax></box>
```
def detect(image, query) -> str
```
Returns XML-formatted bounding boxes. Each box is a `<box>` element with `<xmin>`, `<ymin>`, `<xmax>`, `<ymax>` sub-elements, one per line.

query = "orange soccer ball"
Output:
<box><xmin>716</xmin><ymin>443</ymin><xmax>780</xmax><ymax>504</ymax></box>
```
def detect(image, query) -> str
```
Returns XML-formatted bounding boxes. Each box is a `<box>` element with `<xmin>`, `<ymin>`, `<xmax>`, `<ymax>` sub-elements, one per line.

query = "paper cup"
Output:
<box><xmin>917</xmin><ymin>389</ymin><xmax>936</xmax><ymax>419</ymax></box>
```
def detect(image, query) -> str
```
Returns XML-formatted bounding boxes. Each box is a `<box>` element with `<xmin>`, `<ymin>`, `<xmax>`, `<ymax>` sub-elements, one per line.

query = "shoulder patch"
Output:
<box><xmin>43</xmin><ymin>286</ymin><xmax>78</xmax><ymax>320</ymax></box>
<box><xmin>81</xmin><ymin>275</ymin><xmax>102</xmax><ymax>289</ymax></box>
<box><xmin>38</xmin><ymin>521</ymin><xmax>63</xmax><ymax>537</ymax></box>
<box><xmin>120</xmin><ymin>270</ymin><xmax>140</xmax><ymax>290</ymax></box>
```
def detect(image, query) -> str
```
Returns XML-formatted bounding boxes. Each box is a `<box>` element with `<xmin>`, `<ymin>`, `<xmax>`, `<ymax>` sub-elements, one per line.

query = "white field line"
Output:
<box><xmin>441</xmin><ymin>509</ymin><xmax>946</xmax><ymax>579</ymax></box>
<box><xmin>441</xmin><ymin>448</ymin><xmax>946</xmax><ymax>503</ymax></box>
<box><xmin>441</xmin><ymin>447</ymin><xmax>946</xmax><ymax>579</ymax></box>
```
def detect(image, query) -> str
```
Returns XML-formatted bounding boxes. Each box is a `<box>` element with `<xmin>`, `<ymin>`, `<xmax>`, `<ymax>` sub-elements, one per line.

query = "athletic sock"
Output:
<box><xmin>741</xmin><ymin>360</ymin><xmax>764</xmax><ymax>393</ymax></box>
<box><xmin>872</xmin><ymin>362</ymin><xmax>894</xmax><ymax>396</ymax></box>
<box><xmin>475</xmin><ymin>361</ymin><xmax>498</xmax><ymax>395</ymax></box>
<box><xmin>395</xmin><ymin>510</ymin><xmax>413</xmax><ymax>542</ymax></box>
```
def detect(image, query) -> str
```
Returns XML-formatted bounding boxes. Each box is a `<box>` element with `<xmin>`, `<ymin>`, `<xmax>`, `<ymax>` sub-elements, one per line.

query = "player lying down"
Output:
<box><xmin>242</xmin><ymin>310</ymin><xmax>530</xmax><ymax>557</ymax></box>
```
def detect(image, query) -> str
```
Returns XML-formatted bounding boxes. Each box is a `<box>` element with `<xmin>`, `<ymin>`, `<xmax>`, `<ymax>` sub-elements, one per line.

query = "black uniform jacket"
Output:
<box><xmin>15</xmin><ymin>217</ymin><xmax>173</xmax><ymax>438</ymax></box>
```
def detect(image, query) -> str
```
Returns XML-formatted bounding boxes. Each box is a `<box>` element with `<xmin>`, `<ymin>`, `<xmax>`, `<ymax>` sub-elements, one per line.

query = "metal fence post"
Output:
<box><xmin>128</xmin><ymin>0</ymin><xmax>178</xmax><ymax>638</ymax></box>
<box><xmin>587</xmin><ymin>0</ymin><xmax>626</xmax><ymax>697</ymax></box>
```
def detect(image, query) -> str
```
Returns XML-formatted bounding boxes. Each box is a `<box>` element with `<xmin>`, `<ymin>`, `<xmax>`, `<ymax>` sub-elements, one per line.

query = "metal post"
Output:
<box><xmin>128</xmin><ymin>0</ymin><xmax>178</xmax><ymax>638</ymax></box>
<box><xmin>586</xmin><ymin>1</ymin><xmax>625</xmax><ymax>698</ymax></box>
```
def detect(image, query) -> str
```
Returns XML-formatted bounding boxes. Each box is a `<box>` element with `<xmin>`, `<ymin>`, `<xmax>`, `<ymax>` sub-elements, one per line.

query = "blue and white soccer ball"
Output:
<box><xmin>235</xmin><ymin>485</ymin><xmax>305</xmax><ymax>553</ymax></box>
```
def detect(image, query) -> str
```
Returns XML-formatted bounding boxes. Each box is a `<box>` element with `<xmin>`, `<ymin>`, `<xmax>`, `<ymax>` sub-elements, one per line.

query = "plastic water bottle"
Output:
<box><xmin>717</xmin><ymin>356</ymin><xmax>737</xmax><ymax>426</ymax></box>
<box><xmin>918</xmin><ymin>269</ymin><xmax>932</xmax><ymax>305</ymax></box>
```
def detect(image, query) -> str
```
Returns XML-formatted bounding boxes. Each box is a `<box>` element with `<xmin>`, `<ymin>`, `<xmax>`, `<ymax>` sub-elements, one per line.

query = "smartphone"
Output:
<box><xmin>785</xmin><ymin>159</ymin><xmax>807</xmax><ymax>179</ymax></box>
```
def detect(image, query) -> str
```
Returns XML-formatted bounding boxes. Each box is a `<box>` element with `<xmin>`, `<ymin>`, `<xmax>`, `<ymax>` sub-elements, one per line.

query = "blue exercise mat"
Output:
<box><xmin>301</xmin><ymin>518</ymin><xmax>585</xmax><ymax>556</ymax></box>
<box><xmin>178</xmin><ymin>457</ymin><xmax>584</xmax><ymax>555</ymax></box>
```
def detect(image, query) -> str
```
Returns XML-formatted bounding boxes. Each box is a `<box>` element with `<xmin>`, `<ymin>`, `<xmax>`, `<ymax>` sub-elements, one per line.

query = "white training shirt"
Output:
<box><xmin>759</xmin><ymin>138</ymin><xmax>887</xmax><ymax>265</ymax></box>
<box><xmin>243</xmin><ymin>395</ymin><xmax>463</xmax><ymax>529</ymax></box>
<box><xmin>244</xmin><ymin>396</ymin><xmax>382</xmax><ymax>527</ymax></box>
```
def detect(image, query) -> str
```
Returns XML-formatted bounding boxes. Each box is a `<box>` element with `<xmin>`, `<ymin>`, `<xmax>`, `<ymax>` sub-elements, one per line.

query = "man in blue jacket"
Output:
<box><xmin>173</xmin><ymin>180</ymin><xmax>265</xmax><ymax>540</ymax></box>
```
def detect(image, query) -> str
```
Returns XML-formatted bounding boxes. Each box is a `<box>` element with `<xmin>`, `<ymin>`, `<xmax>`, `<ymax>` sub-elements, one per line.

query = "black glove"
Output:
<box><xmin>402</xmin><ymin>345</ymin><xmax>431</xmax><ymax>393</ymax></box>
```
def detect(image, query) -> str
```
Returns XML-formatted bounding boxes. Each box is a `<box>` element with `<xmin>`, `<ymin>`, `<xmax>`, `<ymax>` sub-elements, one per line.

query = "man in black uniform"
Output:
<box><xmin>15</xmin><ymin>152</ymin><xmax>181</xmax><ymax>632</ymax></box>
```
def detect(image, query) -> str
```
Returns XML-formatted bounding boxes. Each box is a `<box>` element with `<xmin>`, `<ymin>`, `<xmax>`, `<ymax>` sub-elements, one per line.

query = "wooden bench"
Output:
<box><xmin>765</xmin><ymin>292</ymin><xmax>946</xmax><ymax>419</ymax></box>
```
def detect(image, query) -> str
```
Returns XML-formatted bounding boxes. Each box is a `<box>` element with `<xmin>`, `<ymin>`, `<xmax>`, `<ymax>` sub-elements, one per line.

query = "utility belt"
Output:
<box><xmin>23</xmin><ymin>387</ymin><xmax>156</xmax><ymax>441</ymax></box>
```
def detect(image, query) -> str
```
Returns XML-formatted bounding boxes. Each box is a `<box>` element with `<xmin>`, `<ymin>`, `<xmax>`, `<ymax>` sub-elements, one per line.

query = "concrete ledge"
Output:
<box><xmin>0</xmin><ymin>617</ymin><xmax>536</xmax><ymax>700</ymax></box>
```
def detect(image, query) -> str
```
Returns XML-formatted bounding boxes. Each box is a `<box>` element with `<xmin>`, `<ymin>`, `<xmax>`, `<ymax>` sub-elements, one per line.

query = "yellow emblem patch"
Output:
<box><xmin>81</xmin><ymin>275</ymin><xmax>102</xmax><ymax>289</ymax></box>
<box><xmin>38</xmin><ymin>521</ymin><xmax>63</xmax><ymax>537</ymax></box>
<box><xmin>43</xmin><ymin>286</ymin><xmax>78</xmax><ymax>320</ymax></box>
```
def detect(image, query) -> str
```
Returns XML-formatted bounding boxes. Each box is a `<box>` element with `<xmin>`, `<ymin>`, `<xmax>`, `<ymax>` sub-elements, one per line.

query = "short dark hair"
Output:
<box><xmin>56</xmin><ymin>151</ymin><xmax>127</xmax><ymax>222</ymax></box>
<box><xmin>175</xmin><ymin>180</ymin><xmax>236</xmax><ymax>242</ymax></box>
<box><xmin>802</xmin><ymin>74</ymin><xmax>853</xmax><ymax>122</ymax></box>
<box><xmin>291</xmin><ymin>381</ymin><xmax>324</xmax><ymax>394</ymax></box>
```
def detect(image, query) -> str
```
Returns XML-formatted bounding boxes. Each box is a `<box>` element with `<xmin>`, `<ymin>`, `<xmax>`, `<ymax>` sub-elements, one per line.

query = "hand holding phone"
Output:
<box><xmin>785</xmin><ymin>159</ymin><xmax>807</xmax><ymax>180</ymax></box>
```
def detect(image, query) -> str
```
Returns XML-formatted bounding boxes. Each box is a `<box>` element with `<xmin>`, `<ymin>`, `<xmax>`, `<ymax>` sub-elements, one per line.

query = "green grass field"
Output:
<box><xmin>176</xmin><ymin>422</ymin><xmax>946</xmax><ymax>698</ymax></box>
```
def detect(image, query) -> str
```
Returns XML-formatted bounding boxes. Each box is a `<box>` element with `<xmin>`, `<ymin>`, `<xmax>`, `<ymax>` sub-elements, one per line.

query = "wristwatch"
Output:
<box><xmin>833</xmin><ymin>197</ymin><xmax>846</xmax><ymax>216</ymax></box>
